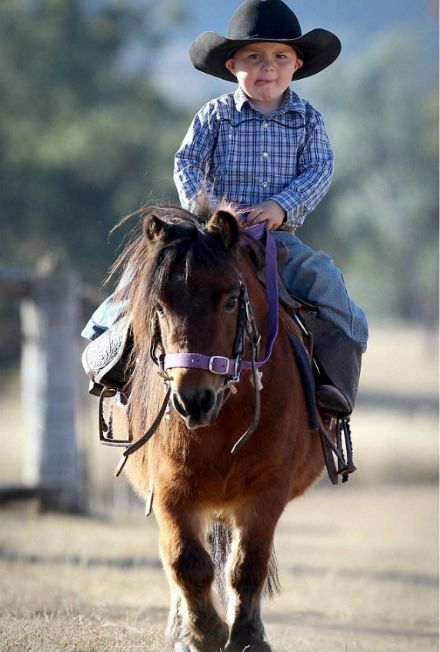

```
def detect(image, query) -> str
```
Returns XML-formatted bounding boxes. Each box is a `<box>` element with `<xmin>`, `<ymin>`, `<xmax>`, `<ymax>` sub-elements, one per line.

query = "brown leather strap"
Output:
<box><xmin>114</xmin><ymin>386</ymin><xmax>171</xmax><ymax>477</ymax></box>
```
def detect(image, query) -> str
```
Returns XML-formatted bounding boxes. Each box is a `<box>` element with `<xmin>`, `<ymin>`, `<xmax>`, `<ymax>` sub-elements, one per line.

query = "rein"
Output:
<box><xmin>111</xmin><ymin>223</ymin><xmax>280</xmax><ymax>476</ymax></box>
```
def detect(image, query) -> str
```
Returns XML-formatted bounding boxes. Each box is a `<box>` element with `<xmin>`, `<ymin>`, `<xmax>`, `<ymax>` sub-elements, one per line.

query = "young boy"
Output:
<box><xmin>173</xmin><ymin>0</ymin><xmax>368</xmax><ymax>415</ymax></box>
<box><xmin>83</xmin><ymin>0</ymin><xmax>367</xmax><ymax>417</ymax></box>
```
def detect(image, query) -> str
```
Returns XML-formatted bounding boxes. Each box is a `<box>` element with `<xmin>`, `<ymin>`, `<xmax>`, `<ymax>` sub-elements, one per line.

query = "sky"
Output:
<box><xmin>151</xmin><ymin>0</ymin><xmax>438</xmax><ymax>106</ymax></box>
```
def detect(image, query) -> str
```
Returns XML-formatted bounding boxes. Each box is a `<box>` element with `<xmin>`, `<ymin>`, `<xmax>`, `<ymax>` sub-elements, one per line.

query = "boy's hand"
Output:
<box><xmin>247</xmin><ymin>200</ymin><xmax>286</xmax><ymax>230</ymax></box>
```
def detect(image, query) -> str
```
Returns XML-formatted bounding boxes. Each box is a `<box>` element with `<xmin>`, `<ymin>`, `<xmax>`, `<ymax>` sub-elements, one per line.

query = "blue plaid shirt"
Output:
<box><xmin>174</xmin><ymin>87</ymin><xmax>334</xmax><ymax>228</ymax></box>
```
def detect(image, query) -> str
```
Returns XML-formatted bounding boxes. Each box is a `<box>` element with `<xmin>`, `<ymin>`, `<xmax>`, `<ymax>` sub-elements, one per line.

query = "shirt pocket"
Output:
<box><xmin>211</xmin><ymin>118</ymin><xmax>235</xmax><ymax>178</ymax></box>
<box><xmin>268</xmin><ymin>117</ymin><xmax>305</xmax><ymax>183</ymax></box>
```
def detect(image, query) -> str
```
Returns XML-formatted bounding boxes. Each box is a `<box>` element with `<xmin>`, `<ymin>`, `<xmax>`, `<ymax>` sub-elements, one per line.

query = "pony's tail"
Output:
<box><xmin>266</xmin><ymin>546</ymin><xmax>281</xmax><ymax>598</ymax></box>
<box><xmin>208</xmin><ymin>522</ymin><xmax>281</xmax><ymax>602</ymax></box>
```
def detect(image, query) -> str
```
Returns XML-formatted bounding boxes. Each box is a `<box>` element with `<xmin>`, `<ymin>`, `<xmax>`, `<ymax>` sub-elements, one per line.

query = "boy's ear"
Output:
<box><xmin>225</xmin><ymin>58</ymin><xmax>237</xmax><ymax>76</ymax></box>
<box><xmin>293</xmin><ymin>57</ymin><xmax>304</xmax><ymax>74</ymax></box>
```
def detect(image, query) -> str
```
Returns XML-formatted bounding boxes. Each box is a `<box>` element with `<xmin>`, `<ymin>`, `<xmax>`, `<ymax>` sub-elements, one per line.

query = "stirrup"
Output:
<box><xmin>318</xmin><ymin>413</ymin><xmax>357</xmax><ymax>484</ymax></box>
<box><xmin>99</xmin><ymin>387</ymin><xmax>132</xmax><ymax>447</ymax></box>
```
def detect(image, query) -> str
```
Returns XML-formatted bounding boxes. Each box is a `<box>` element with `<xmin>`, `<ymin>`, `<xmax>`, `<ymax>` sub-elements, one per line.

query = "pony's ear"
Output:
<box><xmin>143</xmin><ymin>213</ymin><xmax>168</xmax><ymax>242</ymax></box>
<box><xmin>207</xmin><ymin>210</ymin><xmax>240</xmax><ymax>249</ymax></box>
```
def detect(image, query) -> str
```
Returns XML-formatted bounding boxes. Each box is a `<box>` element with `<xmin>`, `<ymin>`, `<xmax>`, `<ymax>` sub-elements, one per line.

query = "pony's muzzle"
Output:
<box><xmin>171</xmin><ymin>385</ymin><xmax>218</xmax><ymax>428</ymax></box>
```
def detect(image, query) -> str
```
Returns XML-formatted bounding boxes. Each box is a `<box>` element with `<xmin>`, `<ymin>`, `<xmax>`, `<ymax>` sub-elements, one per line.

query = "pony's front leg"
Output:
<box><xmin>157</xmin><ymin>504</ymin><xmax>229</xmax><ymax>652</ymax></box>
<box><xmin>225</xmin><ymin>499</ymin><xmax>284</xmax><ymax>652</ymax></box>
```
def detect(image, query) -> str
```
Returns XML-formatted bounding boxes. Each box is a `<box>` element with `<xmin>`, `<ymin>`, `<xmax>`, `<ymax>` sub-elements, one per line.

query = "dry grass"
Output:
<box><xmin>359</xmin><ymin>322</ymin><xmax>438</xmax><ymax>397</ymax></box>
<box><xmin>0</xmin><ymin>485</ymin><xmax>438</xmax><ymax>651</ymax></box>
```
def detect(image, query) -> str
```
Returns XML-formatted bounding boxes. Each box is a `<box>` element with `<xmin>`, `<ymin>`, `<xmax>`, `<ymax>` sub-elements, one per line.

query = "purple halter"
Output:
<box><xmin>159</xmin><ymin>222</ymin><xmax>279</xmax><ymax>381</ymax></box>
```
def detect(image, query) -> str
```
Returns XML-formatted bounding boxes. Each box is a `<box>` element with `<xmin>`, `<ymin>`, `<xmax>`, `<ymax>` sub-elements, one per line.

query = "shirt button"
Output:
<box><xmin>262</xmin><ymin>152</ymin><xmax>269</xmax><ymax>158</ymax></box>
<box><xmin>262</xmin><ymin>122</ymin><xmax>269</xmax><ymax>128</ymax></box>
<box><xmin>262</xmin><ymin>181</ymin><xmax>268</xmax><ymax>188</ymax></box>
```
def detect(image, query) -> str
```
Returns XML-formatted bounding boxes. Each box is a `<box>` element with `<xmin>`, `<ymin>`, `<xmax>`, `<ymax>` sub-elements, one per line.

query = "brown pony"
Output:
<box><xmin>111</xmin><ymin>204</ymin><xmax>325</xmax><ymax>652</ymax></box>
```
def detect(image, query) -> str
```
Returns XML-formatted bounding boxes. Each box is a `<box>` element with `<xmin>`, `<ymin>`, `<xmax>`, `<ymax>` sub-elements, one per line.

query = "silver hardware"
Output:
<box><xmin>208</xmin><ymin>355</ymin><xmax>230</xmax><ymax>374</ymax></box>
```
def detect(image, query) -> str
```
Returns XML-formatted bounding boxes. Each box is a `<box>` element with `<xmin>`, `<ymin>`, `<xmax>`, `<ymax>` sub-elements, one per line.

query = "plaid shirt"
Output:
<box><xmin>174</xmin><ymin>87</ymin><xmax>334</xmax><ymax>228</ymax></box>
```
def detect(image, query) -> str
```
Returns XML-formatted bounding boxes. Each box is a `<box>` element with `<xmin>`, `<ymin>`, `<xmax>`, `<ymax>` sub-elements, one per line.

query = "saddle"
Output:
<box><xmin>81</xmin><ymin>316</ymin><xmax>132</xmax><ymax>396</ymax></box>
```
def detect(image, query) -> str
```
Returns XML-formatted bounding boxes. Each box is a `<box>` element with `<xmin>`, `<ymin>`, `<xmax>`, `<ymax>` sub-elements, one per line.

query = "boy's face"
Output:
<box><xmin>225</xmin><ymin>42</ymin><xmax>303</xmax><ymax>113</ymax></box>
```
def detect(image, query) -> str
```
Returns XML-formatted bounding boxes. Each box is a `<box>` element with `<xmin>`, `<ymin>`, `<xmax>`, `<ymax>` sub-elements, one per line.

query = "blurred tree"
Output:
<box><xmin>299</xmin><ymin>32</ymin><xmax>438</xmax><ymax>325</ymax></box>
<box><xmin>0</xmin><ymin>0</ymin><xmax>188</xmax><ymax>283</ymax></box>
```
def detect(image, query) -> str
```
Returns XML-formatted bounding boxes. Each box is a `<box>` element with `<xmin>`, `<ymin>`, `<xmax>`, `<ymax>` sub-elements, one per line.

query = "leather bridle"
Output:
<box><xmin>112</xmin><ymin>224</ymin><xmax>280</xmax><ymax>476</ymax></box>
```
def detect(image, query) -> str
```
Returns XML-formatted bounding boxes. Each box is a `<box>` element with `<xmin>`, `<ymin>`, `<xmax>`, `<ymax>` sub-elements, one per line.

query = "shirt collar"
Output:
<box><xmin>233</xmin><ymin>86</ymin><xmax>305</xmax><ymax>116</ymax></box>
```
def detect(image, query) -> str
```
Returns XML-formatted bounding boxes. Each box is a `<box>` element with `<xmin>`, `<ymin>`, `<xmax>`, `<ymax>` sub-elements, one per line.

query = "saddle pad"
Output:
<box><xmin>287</xmin><ymin>332</ymin><xmax>318</xmax><ymax>430</ymax></box>
<box><xmin>279</xmin><ymin>307</ymin><xmax>318</xmax><ymax>430</ymax></box>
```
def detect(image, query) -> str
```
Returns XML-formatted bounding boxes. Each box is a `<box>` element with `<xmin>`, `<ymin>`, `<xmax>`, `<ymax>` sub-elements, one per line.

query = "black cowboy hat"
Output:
<box><xmin>190</xmin><ymin>0</ymin><xmax>341</xmax><ymax>82</ymax></box>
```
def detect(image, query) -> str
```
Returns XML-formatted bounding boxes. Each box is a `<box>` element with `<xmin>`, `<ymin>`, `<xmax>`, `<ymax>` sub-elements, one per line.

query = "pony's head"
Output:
<box><xmin>117</xmin><ymin>204</ymin><xmax>249</xmax><ymax>429</ymax></box>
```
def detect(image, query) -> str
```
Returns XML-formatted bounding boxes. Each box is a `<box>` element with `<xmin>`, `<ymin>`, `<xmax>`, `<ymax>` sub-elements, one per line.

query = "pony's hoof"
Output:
<box><xmin>174</xmin><ymin>644</ymin><xmax>190</xmax><ymax>652</ymax></box>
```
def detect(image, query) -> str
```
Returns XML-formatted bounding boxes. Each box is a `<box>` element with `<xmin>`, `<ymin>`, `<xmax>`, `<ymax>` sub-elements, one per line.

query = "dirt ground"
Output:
<box><xmin>0</xmin><ymin>484</ymin><xmax>438</xmax><ymax>652</ymax></box>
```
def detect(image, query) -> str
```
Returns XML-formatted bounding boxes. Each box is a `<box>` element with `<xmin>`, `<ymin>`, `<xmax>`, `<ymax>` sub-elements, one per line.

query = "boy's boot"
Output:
<box><xmin>304</xmin><ymin>319</ymin><xmax>363</xmax><ymax>416</ymax></box>
<box><xmin>81</xmin><ymin>318</ymin><xmax>131</xmax><ymax>396</ymax></box>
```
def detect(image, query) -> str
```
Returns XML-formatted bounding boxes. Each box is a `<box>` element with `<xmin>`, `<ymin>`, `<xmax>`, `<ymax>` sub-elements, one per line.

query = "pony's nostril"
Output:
<box><xmin>200</xmin><ymin>389</ymin><xmax>215</xmax><ymax>414</ymax></box>
<box><xmin>172</xmin><ymin>387</ymin><xmax>217</xmax><ymax>423</ymax></box>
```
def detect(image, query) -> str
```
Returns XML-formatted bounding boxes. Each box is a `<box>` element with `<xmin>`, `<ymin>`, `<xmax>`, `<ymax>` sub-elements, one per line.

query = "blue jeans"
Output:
<box><xmin>273</xmin><ymin>231</ymin><xmax>368</xmax><ymax>351</ymax></box>
<box><xmin>82</xmin><ymin>231</ymin><xmax>368</xmax><ymax>351</ymax></box>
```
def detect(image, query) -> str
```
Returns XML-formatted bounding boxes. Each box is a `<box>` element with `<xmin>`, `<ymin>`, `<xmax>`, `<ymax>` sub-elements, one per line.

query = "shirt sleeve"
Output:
<box><xmin>272</xmin><ymin>106</ymin><xmax>334</xmax><ymax>228</ymax></box>
<box><xmin>173</xmin><ymin>102</ymin><xmax>220</xmax><ymax>213</ymax></box>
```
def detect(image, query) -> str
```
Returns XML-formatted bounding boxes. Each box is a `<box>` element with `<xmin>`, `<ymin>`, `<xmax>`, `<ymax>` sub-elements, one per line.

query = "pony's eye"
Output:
<box><xmin>225</xmin><ymin>296</ymin><xmax>239</xmax><ymax>312</ymax></box>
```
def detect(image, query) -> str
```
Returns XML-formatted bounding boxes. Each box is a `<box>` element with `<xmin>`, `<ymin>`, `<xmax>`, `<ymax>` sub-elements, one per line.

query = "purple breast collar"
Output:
<box><xmin>162</xmin><ymin>222</ymin><xmax>279</xmax><ymax>376</ymax></box>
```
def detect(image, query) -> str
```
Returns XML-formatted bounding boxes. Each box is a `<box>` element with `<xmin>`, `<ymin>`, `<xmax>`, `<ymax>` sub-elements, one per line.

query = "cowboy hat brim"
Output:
<box><xmin>190</xmin><ymin>28</ymin><xmax>341</xmax><ymax>82</ymax></box>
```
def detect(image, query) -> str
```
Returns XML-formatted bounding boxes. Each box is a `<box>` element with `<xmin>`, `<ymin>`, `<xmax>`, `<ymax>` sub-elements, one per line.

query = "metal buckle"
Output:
<box><xmin>208</xmin><ymin>355</ymin><xmax>230</xmax><ymax>375</ymax></box>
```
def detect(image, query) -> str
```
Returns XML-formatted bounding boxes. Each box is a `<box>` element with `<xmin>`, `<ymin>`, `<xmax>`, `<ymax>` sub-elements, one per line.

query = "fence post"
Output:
<box><xmin>20</xmin><ymin>257</ymin><xmax>83</xmax><ymax>511</ymax></box>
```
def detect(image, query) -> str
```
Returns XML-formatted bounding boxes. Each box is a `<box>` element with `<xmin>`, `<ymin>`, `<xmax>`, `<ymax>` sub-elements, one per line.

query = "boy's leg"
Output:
<box><xmin>272</xmin><ymin>231</ymin><xmax>368</xmax><ymax>415</ymax></box>
<box><xmin>82</xmin><ymin>265</ymin><xmax>134</xmax><ymax>341</ymax></box>
<box><xmin>81</xmin><ymin>294</ymin><xmax>126</xmax><ymax>341</ymax></box>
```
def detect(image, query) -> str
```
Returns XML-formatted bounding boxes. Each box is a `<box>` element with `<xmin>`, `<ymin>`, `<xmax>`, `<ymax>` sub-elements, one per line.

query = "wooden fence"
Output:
<box><xmin>0</xmin><ymin>257</ymin><xmax>99</xmax><ymax>512</ymax></box>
